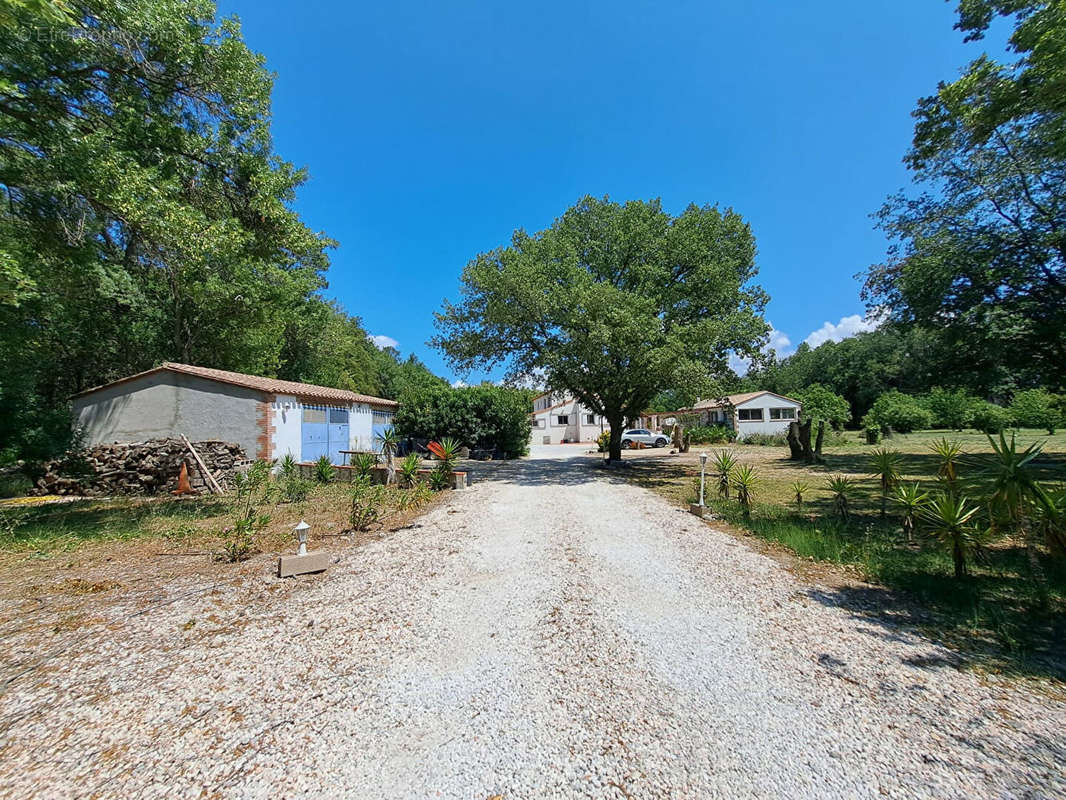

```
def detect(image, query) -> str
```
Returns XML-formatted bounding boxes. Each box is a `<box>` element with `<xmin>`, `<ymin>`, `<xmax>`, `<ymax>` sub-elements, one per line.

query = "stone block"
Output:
<box><xmin>688</xmin><ymin>503</ymin><xmax>708</xmax><ymax>518</ymax></box>
<box><xmin>277</xmin><ymin>551</ymin><xmax>329</xmax><ymax>578</ymax></box>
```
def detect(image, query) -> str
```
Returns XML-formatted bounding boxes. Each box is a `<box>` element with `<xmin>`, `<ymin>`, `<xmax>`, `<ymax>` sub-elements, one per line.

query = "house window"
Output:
<box><xmin>585</xmin><ymin>414</ymin><xmax>595</xmax><ymax>424</ymax></box>
<box><xmin>533</xmin><ymin>419</ymin><xmax>544</xmax><ymax>428</ymax></box>
<box><xmin>769</xmin><ymin>408</ymin><xmax>795</xmax><ymax>420</ymax></box>
<box><xmin>329</xmin><ymin>408</ymin><xmax>349</xmax><ymax>424</ymax></box>
<box><xmin>556</xmin><ymin>415</ymin><xmax>569</xmax><ymax>425</ymax></box>
<box><xmin>738</xmin><ymin>408</ymin><xmax>763</xmax><ymax>422</ymax></box>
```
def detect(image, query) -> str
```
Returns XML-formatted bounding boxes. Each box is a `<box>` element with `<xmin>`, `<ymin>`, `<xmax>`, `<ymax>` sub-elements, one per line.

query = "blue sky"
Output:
<box><xmin>218</xmin><ymin>0</ymin><xmax>1005</xmax><ymax>384</ymax></box>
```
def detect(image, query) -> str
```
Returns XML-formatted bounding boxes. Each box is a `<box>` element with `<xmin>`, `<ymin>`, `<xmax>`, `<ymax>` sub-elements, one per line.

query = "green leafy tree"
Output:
<box><xmin>797</xmin><ymin>384</ymin><xmax>851</xmax><ymax>430</ymax></box>
<box><xmin>1010</xmin><ymin>389</ymin><xmax>1062</xmax><ymax>434</ymax></box>
<box><xmin>922</xmin><ymin>388</ymin><xmax>979</xmax><ymax>430</ymax></box>
<box><xmin>865</xmin><ymin>391</ymin><xmax>935</xmax><ymax>434</ymax></box>
<box><xmin>862</xmin><ymin>0</ymin><xmax>1066</xmax><ymax>391</ymax></box>
<box><xmin>433</xmin><ymin>196</ymin><xmax>769</xmax><ymax>461</ymax></box>
<box><xmin>395</xmin><ymin>384</ymin><xmax>533</xmax><ymax>457</ymax></box>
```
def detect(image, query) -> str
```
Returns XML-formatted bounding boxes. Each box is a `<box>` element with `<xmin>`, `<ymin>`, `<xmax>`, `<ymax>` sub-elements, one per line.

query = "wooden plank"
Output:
<box><xmin>180</xmin><ymin>434</ymin><xmax>224</xmax><ymax>495</ymax></box>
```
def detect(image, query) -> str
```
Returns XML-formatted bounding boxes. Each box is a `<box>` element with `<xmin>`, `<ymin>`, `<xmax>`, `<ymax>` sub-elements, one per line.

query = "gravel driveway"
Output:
<box><xmin>1</xmin><ymin>447</ymin><xmax>1063</xmax><ymax>798</ymax></box>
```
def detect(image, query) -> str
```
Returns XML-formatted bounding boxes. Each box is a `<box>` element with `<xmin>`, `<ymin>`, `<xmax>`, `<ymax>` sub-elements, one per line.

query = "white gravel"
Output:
<box><xmin>1</xmin><ymin>447</ymin><xmax>1063</xmax><ymax>799</ymax></box>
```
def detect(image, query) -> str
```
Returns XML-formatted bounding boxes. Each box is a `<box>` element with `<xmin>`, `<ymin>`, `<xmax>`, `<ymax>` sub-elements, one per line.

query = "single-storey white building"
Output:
<box><xmin>72</xmin><ymin>362</ymin><xmax>398</xmax><ymax>465</ymax></box>
<box><xmin>529</xmin><ymin>391</ymin><xmax>607</xmax><ymax>445</ymax></box>
<box><xmin>641</xmin><ymin>391</ymin><xmax>802</xmax><ymax>441</ymax></box>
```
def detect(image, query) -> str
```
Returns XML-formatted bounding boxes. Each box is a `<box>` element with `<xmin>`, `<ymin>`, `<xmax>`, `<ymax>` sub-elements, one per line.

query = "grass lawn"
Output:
<box><xmin>623</xmin><ymin>428</ymin><xmax>1066</xmax><ymax>680</ymax></box>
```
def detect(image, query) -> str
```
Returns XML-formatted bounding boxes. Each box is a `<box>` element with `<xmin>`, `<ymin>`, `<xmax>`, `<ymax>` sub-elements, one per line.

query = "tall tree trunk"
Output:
<box><xmin>799</xmin><ymin>419</ymin><xmax>815</xmax><ymax>464</ymax></box>
<box><xmin>786</xmin><ymin>421</ymin><xmax>804</xmax><ymax>460</ymax></box>
<box><xmin>814</xmin><ymin>420</ymin><xmax>825</xmax><ymax>464</ymax></box>
<box><xmin>953</xmin><ymin>538</ymin><xmax>967</xmax><ymax>578</ymax></box>
<box><xmin>608</xmin><ymin>415</ymin><xmax>624</xmax><ymax>462</ymax></box>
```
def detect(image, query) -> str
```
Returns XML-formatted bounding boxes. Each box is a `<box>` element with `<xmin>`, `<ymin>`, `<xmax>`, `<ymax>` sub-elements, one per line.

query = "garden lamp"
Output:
<box><xmin>698</xmin><ymin>451</ymin><xmax>708</xmax><ymax>507</ymax></box>
<box><xmin>293</xmin><ymin>520</ymin><xmax>310</xmax><ymax>556</ymax></box>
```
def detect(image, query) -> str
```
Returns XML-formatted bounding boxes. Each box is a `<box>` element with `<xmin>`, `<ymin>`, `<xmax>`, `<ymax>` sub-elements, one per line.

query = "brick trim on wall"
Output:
<box><xmin>255</xmin><ymin>393</ymin><xmax>276</xmax><ymax>461</ymax></box>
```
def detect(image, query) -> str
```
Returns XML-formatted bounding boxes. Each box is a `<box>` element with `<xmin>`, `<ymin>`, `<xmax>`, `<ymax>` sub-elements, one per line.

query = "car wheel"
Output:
<box><xmin>621</xmin><ymin>439</ymin><xmax>632</xmax><ymax>449</ymax></box>
<box><xmin>655</xmin><ymin>437</ymin><xmax>668</xmax><ymax>447</ymax></box>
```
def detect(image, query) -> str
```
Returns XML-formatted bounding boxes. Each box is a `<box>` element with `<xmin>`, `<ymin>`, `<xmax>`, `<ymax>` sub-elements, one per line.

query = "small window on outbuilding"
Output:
<box><xmin>303</xmin><ymin>407</ymin><xmax>326</xmax><ymax>424</ymax></box>
<box><xmin>769</xmin><ymin>408</ymin><xmax>795</xmax><ymax>420</ymax></box>
<box><xmin>738</xmin><ymin>408</ymin><xmax>764</xmax><ymax>422</ymax></box>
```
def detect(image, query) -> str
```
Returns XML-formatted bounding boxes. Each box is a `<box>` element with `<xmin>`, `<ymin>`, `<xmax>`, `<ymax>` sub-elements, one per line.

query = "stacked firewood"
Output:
<box><xmin>33</xmin><ymin>439</ymin><xmax>247</xmax><ymax>496</ymax></box>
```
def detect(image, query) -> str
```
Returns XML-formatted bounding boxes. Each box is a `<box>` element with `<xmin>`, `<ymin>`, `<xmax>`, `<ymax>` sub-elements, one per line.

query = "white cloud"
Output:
<box><xmin>369</xmin><ymin>334</ymin><xmax>399</xmax><ymax>350</ymax></box>
<box><xmin>803</xmin><ymin>314</ymin><xmax>878</xmax><ymax>348</ymax></box>
<box><xmin>450</xmin><ymin>379</ymin><xmax>467</xmax><ymax>388</ymax></box>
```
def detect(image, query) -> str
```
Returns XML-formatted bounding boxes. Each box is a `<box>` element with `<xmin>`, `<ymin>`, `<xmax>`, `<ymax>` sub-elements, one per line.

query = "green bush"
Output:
<box><xmin>866</xmin><ymin>391</ymin><xmax>935</xmax><ymax>433</ymax></box>
<box><xmin>395</xmin><ymin>385</ymin><xmax>532</xmax><ymax>457</ymax></box>
<box><xmin>597</xmin><ymin>430</ymin><xmax>611</xmax><ymax>452</ymax></box>
<box><xmin>1009</xmin><ymin>389</ymin><xmax>1062</xmax><ymax>434</ymax></box>
<box><xmin>312</xmin><ymin>454</ymin><xmax>335</xmax><ymax>483</ymax></box>
<box><xmin>971</xmin><ymin>401</ymin><xmax>1012</xmax><ymax>434</ymax></box>
<box><xmin>742</xmin><ymin>432</ymin><xmax>787</xmax><ymax>447</ymax></box>
<box><xmin>687</xmin><ymin>425</ymin><xmax>736</xmax><ymax>444</ymax></box>
<box><xmin>921</xmin><ymin>388</ymin><xmax>979</xmax><ymax>430</ymax></box>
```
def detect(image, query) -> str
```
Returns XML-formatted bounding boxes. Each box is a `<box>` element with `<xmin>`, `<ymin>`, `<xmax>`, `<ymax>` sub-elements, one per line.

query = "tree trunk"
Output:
<box><xmin>608</xmin><ymin>416</ymin><xmax>624</xmax><ymax>462</ymax></box>
<box><xmin>799</xmin><ymin>420</ymin><xmax>815</xmax><ymax>464</ymax></box>
<box><xmin>953</xmin><ymin>538</ymin><xmax>967</xmax><ymax>578</ymax></box>
<box><xmin>814</xmin><ymin>420</ymin><xmax>825</xmax><ymax>464</ymax></box>
<box><xmin>786</xmin><ymin>421</ymin><xmax>804</xmax><ymax>460</ymax></box>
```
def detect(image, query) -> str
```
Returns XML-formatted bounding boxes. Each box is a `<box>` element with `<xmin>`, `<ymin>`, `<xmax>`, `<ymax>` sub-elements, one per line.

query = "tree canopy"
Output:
<box><xmin>862</xmin><ymin>0</ymin><xmax>1066</xmax><ymax>391</ymax></box>
<box><xmin>433</xmin><ymin>195</ymin><xmax>769</xmax><ymax>460</ymax></box>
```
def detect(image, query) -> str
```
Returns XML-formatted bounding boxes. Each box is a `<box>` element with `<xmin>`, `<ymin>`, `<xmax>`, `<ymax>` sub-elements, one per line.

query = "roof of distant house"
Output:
<box><xmin>661</xmin><ymin>390</ymin><xmax>801</xmax><ymax>414</ymax></box>
<box><xmin>73</xmin><ymin>362</ymin><xmax>399</xmax><ymax>407</ymax></box>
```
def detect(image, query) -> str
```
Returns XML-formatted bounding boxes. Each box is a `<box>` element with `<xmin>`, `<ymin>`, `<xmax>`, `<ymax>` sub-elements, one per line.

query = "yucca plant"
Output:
<box><xmin>929</xmin><ymin>437</ymin><xmax>964</xmax><ymax>490</ymax></box>
<box><xmin>869</xmin><ymin>447</ymin><xmax>902</xmax><ymax>518</ymax></box>
<box><xmin>731</xmin><ymin>464</ymin><xmax>758</xmax><ymax>517</ymax></box>
<box><xmin>791</xmin><ymin>481</ymin><xmax>811</xmax><ymax>510</ymax></box>
<box><xmin>893</xmin><ymin>481</ymin><xmax>929</xmax><ymax>542</ymax></box>
<box><xmin>826</xmin><ymin>475</ymin><xmax>852</xmax><ymax>521</ymax></box>
<box><xmin>352</xmin><ymin>452</ymin><xmax>377</xmax><ymax>480</ymax></box>
<box><xmin>979</xmin><ymin>432</ymin><xmax>1054</xmax><ymax>579</ymax></box>
<box><xmin>918</xmin><ymin>492</ymin><xmax>983</xmax><ymax>578</ymax></box>
<box><xmin>1033</xmin><ymin>486</ymin><xmax>1066</xmax><ymax>557</ymax></box>
<box><xmin>376</xmin><ymin>428</ymin><xmax>401</xmax><ymax>486</ymax></box>
<box><xmin>279</xmin><ymin>453</ymin><xmax>299</xmax><ymax>480</ymax></box>
<box><xmin>430</xmin><ymin>438</ymin><xmax>462</xmax><ymax>475</ymax></box>
<box><xmin>712</xmin><ymin>450</ymin><xmax>737</xmax><ymax>500</ymax></box>
<box><xmin>312</xmin><ymin>454</ymin><xmax>334</xmax><ymax>484</ymax></box>
<box><xmin>400</xmin><ymin>453</ymin><xmax>421</xmax><ymax>488</ymax></box>
<box><xmin>429</xmin><ymin>466</ymin><xmax>450</xmax><ymax>491</ymax></box>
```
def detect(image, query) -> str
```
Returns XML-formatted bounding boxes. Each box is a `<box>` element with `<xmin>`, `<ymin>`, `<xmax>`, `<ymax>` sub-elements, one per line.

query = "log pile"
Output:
<box><xmin>33</xmin><ymin>439</ymin><xmax>247</xmax><ymax>496</ymax></box>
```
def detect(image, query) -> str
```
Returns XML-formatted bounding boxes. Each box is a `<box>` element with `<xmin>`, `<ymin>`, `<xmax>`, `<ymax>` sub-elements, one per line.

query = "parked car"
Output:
<box><xmin>620</xmin><ymin>429</ymin><xmax>669</xmax><ymax>448</ymax></box>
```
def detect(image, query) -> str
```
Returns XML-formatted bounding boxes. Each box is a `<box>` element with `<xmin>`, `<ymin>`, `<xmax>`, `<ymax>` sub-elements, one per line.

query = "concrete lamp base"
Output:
<box><xmin>688</xmin><ymin>503</ymin><xmax>708</xmax><ymax>518</ymax></box>
<box><xmin>278</xmin><ymin>551</ymin><xmax>329</xmax><ymax>578</ymax></box>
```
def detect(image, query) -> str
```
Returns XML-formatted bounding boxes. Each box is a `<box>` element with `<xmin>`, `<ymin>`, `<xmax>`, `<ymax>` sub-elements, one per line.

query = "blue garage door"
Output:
<box><xmin>372</xmin><ymin>409</ymin><xmax>394</xmax><ymax>452</ymax></box>
<box><xmin>302</xmin><ymin>406</ymin><xmax>349</xmax><ymax>464</ymax></box>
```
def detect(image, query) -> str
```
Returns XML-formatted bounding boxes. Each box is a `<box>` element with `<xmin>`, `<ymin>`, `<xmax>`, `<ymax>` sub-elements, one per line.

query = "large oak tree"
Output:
<box><xmin>433</xmin><ymin>196</ymin><xmax>769</xmax><ymax>461</ymax></box>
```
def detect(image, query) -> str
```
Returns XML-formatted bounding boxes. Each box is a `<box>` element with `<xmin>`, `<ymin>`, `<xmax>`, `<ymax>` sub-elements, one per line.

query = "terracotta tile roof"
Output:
<box><xmin>74</xmin><ymin>362</ymin><xmax>399</xmax><ymax>407</ymax></box>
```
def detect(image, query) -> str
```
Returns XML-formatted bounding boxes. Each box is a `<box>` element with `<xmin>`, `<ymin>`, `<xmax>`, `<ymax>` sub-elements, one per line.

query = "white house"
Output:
<box><xmin>529</xmin><ymin>391</ymin><xmax>607</xmax><ymax>445</ymax></box>
<box><xmin>72</xmin><ymin>362</ymin><xmax>398</xmax><ymax>465</ymax></box>
<box><xmin>641</xmin><ymin>391</ymin><xmax>802</xmax><ymax>441</ymax></box>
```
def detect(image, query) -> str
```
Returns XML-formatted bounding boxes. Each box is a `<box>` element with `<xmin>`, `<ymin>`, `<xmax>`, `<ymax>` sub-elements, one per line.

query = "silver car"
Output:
<box><xmin>620</xmin><ymin>429</ymin><xmax>670</xmax><ymax>448</ymax></box>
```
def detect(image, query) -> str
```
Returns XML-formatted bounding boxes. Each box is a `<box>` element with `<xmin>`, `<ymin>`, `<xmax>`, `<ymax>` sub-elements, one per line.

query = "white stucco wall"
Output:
<box><xmin>351</xmin><ymin>403</ymin><xmax>375</xmax><ymax>451</ymax></box>
<box><xmin>733</xmin><ymin>394</ymin><xmax>801</xmax><ymax>440</ymax></box>
<box><xmin>529</xmin><ymin>397</ymin><xmax>605</xmax><ymax>445</ymax></box>
<box><xmin>271</xmin><ymin>395</ymin><xmax>303</xmax><ymax>462</ymax></box>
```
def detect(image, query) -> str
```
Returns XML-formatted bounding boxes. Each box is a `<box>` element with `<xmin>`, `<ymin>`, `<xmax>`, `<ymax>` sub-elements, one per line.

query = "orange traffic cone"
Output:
<box><xmin>171</xmin><ymin>462</ymin><xmax>196</xmax><ymax>496</ymax></box>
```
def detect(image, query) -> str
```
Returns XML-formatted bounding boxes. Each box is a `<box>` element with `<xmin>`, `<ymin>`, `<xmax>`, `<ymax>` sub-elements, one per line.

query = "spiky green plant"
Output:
<box><xmin>279</xmin><ymin>453</ymin><xmax>299</xmax><ymax>480</ymax></box>
<box><xmin>869</xmin><ymin>447</ymin><xmax>902</xmax><ymax>518</ymax></box>
<box><xmin>400</xmin><ymin>453</ymin><xmax>421</xmax><ymax>488</ymax></box>
<box><xmin>826</xmin><ymin>476</ymin><xmax>852</xmax><ymax>521</ymax></box>
<box><xmin>312</xmin><ymin>454</ymin><xmax>334</xmax><ymax>484</ymax></box>
<box><xmin>350</xmin><ymin>476</ymin><xmax>387</xmax><ymax>531</ymax></box>
<box><xmin>1033</xmin><ymin>486</ymin><xmax>1066</xmax><ymax>557</ymax></box>
<box><xmin>352</xmin><ymin>452</ymin><xmax>377</xmax><ymax>480</ymax></box>
<box><xmin>429</xmin><ymin>465</ymin><xmax>450</xmax><ymax>491</ymax></box>
<box><xmin>979</xmin><ymin>432</ymin><xmax>1055</xmax><ymax>579</ymax></box>
<box><xmin>375</xmin><ymin>428</ymin><xmax>401</xmax><ymax>485</ymax></box>
<box><xmin>435</xmin><ymin>437</ymin><xmax>461</xmax><ymax>474</ymax></box>
<box><xmin>918</xmin><ymin>492</ymin><xmax>983</xmax><ymax>578</ymax></box>
<box><xmin>712</xmin><ymin>449</ymin><xmax>737</xmax><ymax>500</ymax></box>
<box><xmin>731</xmin><ymin>464</ymin><xmax>758</xmax><ymax>517</ymax></box>
<box><xmin>791</xmin><ymin>481</ymin><xmax>811</xmax><ymax>510</ymax></box>
<box><xmin>893</xmin><ymin>481</ymin><xmax>929</xmax><ymax>542</ymax></box>
<box><xmin>929</xmin><ymin>437</ymin><xmax>964</xmax><ymax>488</ymax></box>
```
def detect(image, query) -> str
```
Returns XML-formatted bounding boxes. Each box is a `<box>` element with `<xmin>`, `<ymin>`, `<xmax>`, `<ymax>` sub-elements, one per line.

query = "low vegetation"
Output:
<box><xmin>627</xmin><ymin>428</ymin><xmax>1066</xmax><ymax>678</ymax></box>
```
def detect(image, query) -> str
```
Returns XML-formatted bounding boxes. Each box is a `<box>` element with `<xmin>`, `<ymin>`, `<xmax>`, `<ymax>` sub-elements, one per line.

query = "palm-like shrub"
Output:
<box><xmin>279</xmin><ymin>453</ymin><xmax>299</xmax><ymax>479</ymax></box>
<box><xmin>352</xmin><ymin>452</ymin><xmax>377</xmax><ymax>479</ymax></box>
<box><xmin>430</xmin><ymin>437</ymin><xmax>461</xmax><ymax>475</ymax></box>
<box><xmin>791</xmin><ymin>481</ymin><xmax>811</xmax><ymax>510</ymax></box>
<box><xmin>893</xmin><ymin>481</ymin><xmax>929</xmax><ymax>542</ymax></box>
<box><xmin>312</xmin><ymin>454</ymin><xmax>334</xmax><ymax>484</ymax></box>
<box><xmin>929</xmin><ymin>437</ymin><xmax>964</xmax><ymax>489</ymax></box>
<box><xmin>400</xmin><ymin>453</ymin><xmax>421</xmax><ymax>488</ymax></box>
<box><xmin>376</xmin><ymin>428</ymin><xmax>401</xmax><ymax>486</ymax></box>
<box><xmin>869</xmin><ymin>447</ymin><xmax>902</xmax><ymax>518</ymax></box>
<box><xmin>350</xmin><ymin>476</ymin><xmax>387</xmax><ymax>531</ymax></box>
<box><xmin>980</xmin><ymin>432</ymin><xmax>1055</xmax><ymax>577</ymax></box>
<box><xmin>826</xmin><ymin>476</ymin><xmax>853</xmax><ymax>521</ymax></box>
<box><xmin>731</xmin><ymin>464</ymin><xmax>758</xmax><ymax>517</ymax></box>
<box><xmin>1034</xmin><ymin>486</ymin><xmax>1066</xmax><ymax>557</ymax></box>
<box><xmin>919</xmin><ymin>492</ymin><xmax>983</xmax><ymax>578</ymax></box>
<box><xmin>712</xmin><ymin>450</ymin><xmax>737</xmax><ymax>500</ymax></box>
<box><xmin>429</xmin><ymin>467</ymin><xmax>450</xmax><ymax>491</ymax></box>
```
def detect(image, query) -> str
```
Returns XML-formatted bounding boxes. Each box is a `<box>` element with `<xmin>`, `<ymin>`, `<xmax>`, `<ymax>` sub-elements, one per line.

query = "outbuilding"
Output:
<box><xmin>640</xmin><ymin>391</ymin><xmax>802</xmax><ymax>441</ymax></box>
<box><xmin>72</xmin><ymin>362</ymin><xmax>397</xmax><ymax>464</ymax></box>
